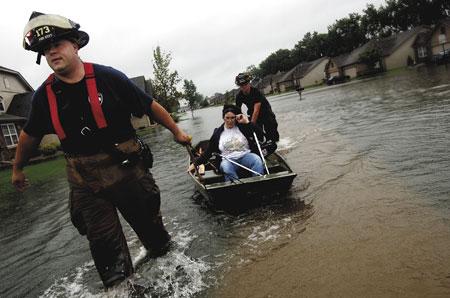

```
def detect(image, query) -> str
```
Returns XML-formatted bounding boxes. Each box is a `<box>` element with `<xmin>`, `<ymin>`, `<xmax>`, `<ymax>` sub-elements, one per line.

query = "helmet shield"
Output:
<box><xmin>23</xmin><ymin>12</ymin><xmax>89</xmax><ymax>53</ymax></box>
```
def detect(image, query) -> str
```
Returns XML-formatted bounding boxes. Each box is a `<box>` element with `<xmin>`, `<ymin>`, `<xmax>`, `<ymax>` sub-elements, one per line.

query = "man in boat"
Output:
<box><xmin>12</xmin><ymin>12</ymin><xmax>191</xmax><ymax>289</ymax></box>
<box><xmin>189</xmin><ymin>104</ymin><xmax>264</xmax><ymax>181</ymax></box>
<box><xmin>235</xmin><ymin>73</ymin><xmax>279</xmax><ymax>155</ymax></box>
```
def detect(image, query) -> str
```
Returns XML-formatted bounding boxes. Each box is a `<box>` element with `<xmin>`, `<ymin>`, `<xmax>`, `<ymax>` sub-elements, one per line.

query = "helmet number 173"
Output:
<box><xmin>35</xmin><ymin>26</ymin><xmax>50</xmax><ymax>37</ymax></box>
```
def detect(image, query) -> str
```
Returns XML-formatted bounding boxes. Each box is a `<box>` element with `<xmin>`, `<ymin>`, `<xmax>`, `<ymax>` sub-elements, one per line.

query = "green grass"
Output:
<box><xmin>0</xmin><ymin>156</ymin><xmax>66</xmax><ymax>197</ymax></box>
<box><xmin>383</xmin><ymin>66</ymin><xmax>412</xmax><ymax>77</ymax></box>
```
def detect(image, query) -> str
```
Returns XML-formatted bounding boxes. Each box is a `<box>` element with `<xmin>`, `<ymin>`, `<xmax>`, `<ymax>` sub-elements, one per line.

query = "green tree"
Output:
<box><xmin>245</xmin><ymin>64</ymin><xmax>263</xmax><ymax>79</ymax></box>
<box><xmin>362</xmin><ymin>0</ymin><xmax>450</xmax><ymax>39</ymax></box>
<box><xmin>259</xmin><ymin>49</ymin><xmax>294</xmax><ymax>77</ymax></box>
<box><xmin>182</xmin><ymin>79</ymin><xmax>203</xmax><ymax>118</ymax></box>
<box><xmin>292</xmin><ymin>31</ymin><xmax>329</xmax><ymax>64</ymax></box>
<box><xmin>200</xmin><ymin>98</ymin><xmax>209</xmax><ymax>108</ymax></box>
<box><xmin>361</xmin><ymin>4</ymin><xmax>388</xmax><ymax>38</ymax></box>
<box><xmin>359</xmin><ymin>46</ymin><xmax>383</xmax><ymax>70</ymax></box>
<box><xmin>151</xmin><ymin>46</ymin><xmax>181</xmax><ymax>113</ymax></box>
<box><xmin>225</xmin><ymin>0</ymin><xmax>450</xmax><ymax>88</ymax></box>
<box><xmin>224</xmin><ymin>90</ymin><xmax>235</xmax><ymax>104</ymax></box>
<box><xmin>327</xmin><ymin>13</ymin><xmax>367</xmax><ymax>57</ymax></box>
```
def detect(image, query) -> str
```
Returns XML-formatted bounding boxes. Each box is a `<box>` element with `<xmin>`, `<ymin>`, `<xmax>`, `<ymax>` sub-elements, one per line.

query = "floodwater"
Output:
<box><xmin>1</xmin><ymin>65</ymin><xmax>450</xmax><ymax>297</ymax></box>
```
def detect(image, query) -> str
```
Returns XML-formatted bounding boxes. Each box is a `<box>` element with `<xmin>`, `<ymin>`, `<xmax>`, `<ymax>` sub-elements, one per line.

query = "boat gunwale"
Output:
<box><xmin>187</xmin><ymin>151</ymin><xmax>296</xmax><ymax>192</ymax></box>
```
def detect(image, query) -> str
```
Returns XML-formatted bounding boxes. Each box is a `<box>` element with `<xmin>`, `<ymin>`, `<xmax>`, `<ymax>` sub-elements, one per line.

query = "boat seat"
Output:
<box><xmin>268</xmin><ymin>164</ymin><xmax>286</xmax><ymax>172</ymax></box>
<box><xmin>267</xmin><ymin>162</ymin><xmax>280</xmax><ymax>168</ymax></box>
<box><xmin>202</xmin><ymin>170</ymin><xmax>224</xmax><ymax>183</ymax></box>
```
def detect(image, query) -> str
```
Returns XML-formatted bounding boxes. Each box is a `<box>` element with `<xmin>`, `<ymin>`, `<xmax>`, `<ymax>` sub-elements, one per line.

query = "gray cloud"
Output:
<box><xmin>2</xmin><ymin>0</ymin><xmax>385</xmax><ymax>96</ymax></box>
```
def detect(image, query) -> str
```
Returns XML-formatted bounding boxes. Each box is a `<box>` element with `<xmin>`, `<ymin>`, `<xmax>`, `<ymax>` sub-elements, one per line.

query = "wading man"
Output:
<box><xmin>12</xmin><ymin>12</ymin><xmax>191</xmax><ymax>288</ymax></box>
<box><xmin>235</xmin><ymin>73</ymin><xmax>279</xmax><ymax>154</ymax></box>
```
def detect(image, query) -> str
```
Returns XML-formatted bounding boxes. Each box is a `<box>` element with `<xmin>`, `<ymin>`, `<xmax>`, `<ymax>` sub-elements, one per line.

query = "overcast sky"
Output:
<box><xmin>2</xmin><ymin>0</ymin><xmax>386</xmax><ymax>97</ymax></box>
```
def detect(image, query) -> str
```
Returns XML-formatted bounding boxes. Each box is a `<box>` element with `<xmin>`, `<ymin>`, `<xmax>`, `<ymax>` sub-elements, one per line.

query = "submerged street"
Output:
<box><xmin>1</xmin><ymin>66</ymin><xmax>450</xmax><ymax>297</ymax></box>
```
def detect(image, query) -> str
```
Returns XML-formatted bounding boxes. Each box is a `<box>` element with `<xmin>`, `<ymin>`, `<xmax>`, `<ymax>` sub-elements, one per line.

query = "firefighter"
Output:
<box><xmin>12</xmin><ymin>12</ymin><xmax>191</xmax><ymax>288</ymax></box>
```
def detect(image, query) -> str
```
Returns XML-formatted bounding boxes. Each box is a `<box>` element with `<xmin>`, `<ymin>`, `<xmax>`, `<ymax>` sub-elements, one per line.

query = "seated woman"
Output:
<box><xmin>189</xmin><ymin>104</ymin><xmax>265</xmax><ymax>181</ymax></box>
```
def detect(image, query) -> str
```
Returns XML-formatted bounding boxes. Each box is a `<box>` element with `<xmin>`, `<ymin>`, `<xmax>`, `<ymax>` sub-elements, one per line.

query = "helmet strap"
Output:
<box><xmin>36</xmin><ymin>52</ymin><xmax>42</xmax><ymax>65</ymax></box>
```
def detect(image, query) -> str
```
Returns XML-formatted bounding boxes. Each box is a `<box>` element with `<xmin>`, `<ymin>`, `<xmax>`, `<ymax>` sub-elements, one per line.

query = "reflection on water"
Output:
<box><xmin>1</xmin><ymin>66</ymin><xmax>450</xmax><ymax>297</ymax></box>
<box><xmin>213</xmin><ymin>66</ymin><xmax>450</xmax><ymax>297</ymax></box>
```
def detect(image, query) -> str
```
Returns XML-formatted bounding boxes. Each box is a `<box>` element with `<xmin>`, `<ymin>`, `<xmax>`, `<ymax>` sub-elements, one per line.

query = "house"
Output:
<box><xmin>300</xmin><ymin>57</ymin><xmax>329</xmax><ymax>87</ymax></box>
<box><xmin>227</xmin><ymin>88</ymin><xmax>240</xmax><ymax>102</ymax></box>
<box><xmin>207</xmin><ymin>93</ymin><xmax>226</xmax><ymax>105</ymax></box>
<box><xmin>270</xmin><ymin>71</ymin><xmax>286</xmax><ymax>94</ymax></box>
<box><xmin>413</xmin><ymin>30</ymin><xmax>433</xmax><ymax>64</ymax></box>
<box><xmin>129</xmin><ymin>76</ymin><xmax>155</xmax><ymax>129</ymax></box>
<box><xmin>0</xmin><ymin>114</ymin><xmax>26</xmax><ymax>162</ymax></box>
<box><xmin>256</xmin><ymin>74</ymin><xmax>274</xmax><ymax>95</ymax></box>
<box><xmin>278</xmin><ymin>57</ymin><xmax>329</xmax><ymax>91</ymax></box>
<box><xmin>326</xmin><ymin>26</ymin><xmax>431</xmax><ymax>79</ymax></box>
<box><xmin>0</xmin><ymin>66</ymin><xmax>33</xmax><ymax>114</ymax></box>
<box><xmin>277</xmin><ymin>65</ymin><xmax>300</xmax><ymax>92</ymax></box>
<box><xmin>326</xmin><ymin>54</ymin><xmax>349</xmax><ymax>78</ymax></box>
<box><xmin>0</xmin><ymin>66</ymin><xmax>34</xmax><ymax>161</ymax></box>
<box><xmin>178</xmin><ymin>98</ymin><xmax>189</xmax><ymax>113</ymax></box>
<box><xmin>429</xmin><ymin>18</ymin><xmax>450</xmax><ymax>63</ymax></box>
<box><xmin>379</xmin><ymin>26</ymin><xmax>431</xmax><ymax>70</ymax></box>
<box><xmin>328</xmin><ymin>40</ymin><xmax>378</xmax><ymax>79</ymax></box>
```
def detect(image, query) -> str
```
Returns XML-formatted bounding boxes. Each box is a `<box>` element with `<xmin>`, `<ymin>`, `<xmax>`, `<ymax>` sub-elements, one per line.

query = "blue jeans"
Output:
<box><xmin>220</xmin><ymin>152</ymin><xmax>264</xmax><ymax>181</ymax></box>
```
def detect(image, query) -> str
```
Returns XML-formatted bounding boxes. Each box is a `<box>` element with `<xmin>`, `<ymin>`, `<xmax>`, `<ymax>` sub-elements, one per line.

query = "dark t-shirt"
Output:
<box><xmin>235</xmin><ymin>87</ymin><xmax>276</xmax><ymax>122</ymax></box>
<box><xmin>24</xmin><ymin>63</ymin><xmax>153</xmax><ymax>154</ymax></box>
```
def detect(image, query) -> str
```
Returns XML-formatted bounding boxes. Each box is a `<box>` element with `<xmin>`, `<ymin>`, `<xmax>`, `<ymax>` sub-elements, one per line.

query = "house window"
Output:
<box><xmin>1</xmin><ymin>123</ymin><xmax>19</xmax><ymax>147</ymax></box>
<box><xmin>417</xmin><ymin>46</ymin><xmax>427</xmax><ymax>58</ymax></box>
<box><xmin>0</xmin><ymin>96</ymin><xmax>4</xmax><ymax>113</ymax></box>
<box><xmin>3</xmin><ymin>77</ymin><xmax>10</xmax><ymax>89</ymax></box>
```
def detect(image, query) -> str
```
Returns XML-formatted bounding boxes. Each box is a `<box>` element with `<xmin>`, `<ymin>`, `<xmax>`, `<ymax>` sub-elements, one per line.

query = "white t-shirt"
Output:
<box><xmin>219</xmin><ymin>126</ymin><xmax>250</xmax><ymax>160</ymax></box>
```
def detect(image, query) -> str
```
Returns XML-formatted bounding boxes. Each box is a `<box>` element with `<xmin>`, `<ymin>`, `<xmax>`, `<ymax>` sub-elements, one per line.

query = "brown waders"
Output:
<box><xmin>65</xmin><ymin>140</ymin><xmax>170</xmax><ymax>288</ymax></box>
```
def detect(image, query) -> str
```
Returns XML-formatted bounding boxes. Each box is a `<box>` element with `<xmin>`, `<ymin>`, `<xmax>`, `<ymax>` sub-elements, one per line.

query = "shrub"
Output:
<box><xmin>39</xmin><ymin>143</ymin><xmax>59</xmax><ymax>156</ymax></box>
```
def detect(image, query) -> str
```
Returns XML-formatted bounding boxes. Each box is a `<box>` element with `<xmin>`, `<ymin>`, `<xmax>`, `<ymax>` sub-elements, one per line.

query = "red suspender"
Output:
<box><xmin>46</xmin><ymin>74</ymin><xmax>66</xmax><ymax>140</ymax></box>
<box><xmin>45</xmin><ymin>63</ymin><xmax>108</xmax><ymax>140</ymax></box>
<box><xmin>84</xmin><ymin>63</ymin><xmax>107</xmax><ymax>129</ymax></box>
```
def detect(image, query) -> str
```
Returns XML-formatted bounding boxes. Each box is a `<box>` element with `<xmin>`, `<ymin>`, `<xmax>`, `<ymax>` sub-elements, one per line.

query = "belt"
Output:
<box><xmin>64</xmin><ymin>151</ymin><xmax>103</xmax><ymax>159</ymax></box>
